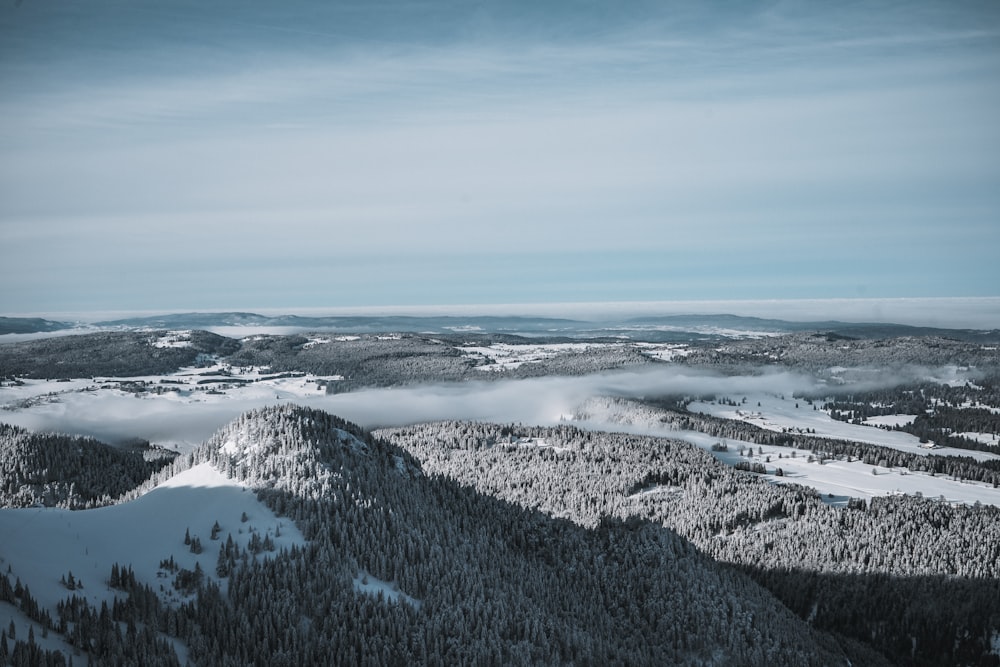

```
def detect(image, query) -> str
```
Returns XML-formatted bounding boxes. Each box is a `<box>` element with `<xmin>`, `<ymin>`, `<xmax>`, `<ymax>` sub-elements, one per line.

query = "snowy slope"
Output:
<box><xmin>688</xmin><ymin>393</ymin><xmax>1000</xmax><ymax>462</ymax></box>
<box><xmin>0</xmin><ymin>463</ymin><xmax>304</xmax><ymax>623</ymax></box>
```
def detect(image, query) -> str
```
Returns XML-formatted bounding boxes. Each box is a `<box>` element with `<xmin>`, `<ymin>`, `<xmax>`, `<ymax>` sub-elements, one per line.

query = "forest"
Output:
<box><xmin>0</xmin><ymin>407</ymin><xmax>889</xmax><ymax>666</ymax></box>
<box><xmin>2</xmin><ymin>326</ymin><xmax>999</xmax><ymax>665</ymax></box>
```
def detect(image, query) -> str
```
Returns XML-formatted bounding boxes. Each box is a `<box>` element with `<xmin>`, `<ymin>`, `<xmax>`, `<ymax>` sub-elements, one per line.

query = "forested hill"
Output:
<box><xmin>382</xmin><ymin>420</ymin><xmax>1000</xmax><ymax>666</ymax></box>
<box><xmin>0</xmin><ymin>330</ymin><xmax>239</xmax><ymax>378</ymax></box>
<box><xmin>178</xmin><ymin>406</ymin><xmax>875</xmax><ymax>665</ymax></box>
<box><xmin>0</xmin><ymin>424</ymin><xmax>177</xmax><ymax>508</ymax></box>
<box><xmin>1</xmin><ymin>405</ymin><xmax>882</xmax><ymax>666</ymax></box>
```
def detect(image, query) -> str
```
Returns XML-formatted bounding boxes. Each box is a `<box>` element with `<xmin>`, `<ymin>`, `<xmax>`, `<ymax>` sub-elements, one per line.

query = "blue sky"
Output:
<box><xmin>1</xmin><ymin>0</ymin><xmax>999</xmax><ymax>315</ymax></box>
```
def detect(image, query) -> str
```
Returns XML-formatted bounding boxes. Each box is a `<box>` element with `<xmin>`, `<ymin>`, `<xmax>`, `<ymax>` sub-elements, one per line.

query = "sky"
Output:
<box><xmin>1</xmin><ymin>0</ymin><xmax>999</xmax><ymax>316</ymax></box>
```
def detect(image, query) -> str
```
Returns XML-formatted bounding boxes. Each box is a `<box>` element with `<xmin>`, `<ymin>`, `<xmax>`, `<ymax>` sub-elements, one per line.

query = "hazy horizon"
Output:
<box><xmin>2</xmin><ymin>1</ymin><xmax>998</xmax><ymax>313</ymax></box>
<box><xmin>5</xmin><ymin>295</ymin><xmax>1000</xmax><ymax>330</ymax></box>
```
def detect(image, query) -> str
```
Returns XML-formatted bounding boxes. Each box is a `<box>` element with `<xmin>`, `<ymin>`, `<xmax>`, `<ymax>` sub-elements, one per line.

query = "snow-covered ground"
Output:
<box><xmin>0</xmin><ymin>463</ymin><xmax>304</xmax><ymax>613</ymax></box>
<box><xmin>150</xmin><ymin>330</ymin><xmax>194</xmax><ymax>348</ymax></box>
<box><xmin>863</xmin><ymin>414</ymin><xmax>918</xmax><ymax>427</ymax></box>
<box><xmin>352</xmin><ymin>571</ymin><xmax>421</xmax><ymax>609</ymax></box>
<box><xmin>0</xmin><ymin>600</ymin><xmax>79</xmax><ymax>661</ymax></box>
<box><xmin>566</xmin><ymin>396</ymin><xmax>1000</xmax><ymax>509</ymax></box>
<box><xmin>634</xmin><ymin>342</ymin><xmax>692</xmax><ymax>361</ymax></box>
<box><xmin>461</xmin><ymin>342</ymin><xmax>618</xmax><ymax>371</ymax></box>
<box><xmin>508</xmin><ymin>437</ymin><xmax>572</xmax><ymax>454</ymax></box>
<box><xmin>956</xmin><ymin>432</ymin><xmax>1000</xmax><ymax>446</ymax></box>
<box><xmin>670</xmin><ymin>429</ymin><xmax>1000</xmax><ymax>508</ymax></box>
<box><xmin>688</xmin><ymin>393</ymin><xmax>1000</xmax><ymax>462</ymax></box>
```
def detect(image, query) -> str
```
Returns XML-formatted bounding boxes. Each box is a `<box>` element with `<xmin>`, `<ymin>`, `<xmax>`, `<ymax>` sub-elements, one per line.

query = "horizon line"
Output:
<box><xmin>5</xmin><ymin>296</ymin><xmax>1000</xmax><ymax>330</ymax></box>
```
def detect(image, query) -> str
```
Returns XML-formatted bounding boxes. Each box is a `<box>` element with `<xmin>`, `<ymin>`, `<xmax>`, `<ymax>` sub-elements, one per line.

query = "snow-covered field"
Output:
<box><xmin>634</xmin><ymin>342</ymin><xmax>692</xmax><ymax>361</ymax></box>
<box><xmin>863</xmin><ymin>414</ymin><xmax>918</xmax><ymax>427</ymax></box>
<box><xmin>957</xmin><ymin>432</ymin><xmax>1000</xmax><ymax>446</ymax></box>
<box><xmin>0</xmin><ymin>463</ymin><xmax>304</xmax><ymax>661</ymax></box>
<box><xmin>688</xmin><ymin>393</ymin><xmax>1000</xmax><ymax>462</ymax></box>
<box><xmin>566</xmin><ymin>396</ymin><xmax>1000</xmax><ymax>508</ymax></box>
<box><xmin>461</xmin><ymin>342</ymin><xmax>618</xmax><ymax>371</ymax></box>
<box><xmin>671</xmin><ymin>429</ymin><xmax>1000</xmax><ymax>508</ymax></box>
<box><xmin>0</xmin><ymin>463</ymin><xmax>303</xmax><ymax>607</ymax></box>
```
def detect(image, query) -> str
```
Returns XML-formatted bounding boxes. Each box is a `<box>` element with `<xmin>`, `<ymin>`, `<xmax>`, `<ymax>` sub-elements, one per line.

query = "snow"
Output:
<box><xmin>627</xmin><ymin>485</ymin><xmax>684</xmax><ymax>500</ymax></box>
<box><xmin>634</xmin><ymin>342</ymin><xmax>692</xmax><ymax>361</ymax></box>
<box><xmin>352</xmin><ymin>571</ymin><xmax>421</xmax><ymax>609</ymax></box>
<box><xmin>462</xmin><ymin>342</ymin><xmax>617</xmax><ymax>371</ymax></box>
<box><xmin>669</xmin><ymin>430</ymin><xmax>1000</xmax><ymax>509</ymax></box>
<box><xmin>151</xmin><ymin>331</ymin><xmax>193</xmax><ymax>349</ymax></box>
<box><xmin>956</xmin><ymin>432</ymin><xmax>1000</xmax><ymax>446</ymax></box>
<box><xmin>688</xmin><ymin>393</ymin><xmax>1000</xmax><ymax>462</ymax></box>
<box><xmin>510</xmin><ymin>437</ymin><xmax>572</xmax><ymax>454</ymax></box>
<box><xmin>863</xmin><ymin>414</ymin><xmax>918</xmax><ymax>427</ymax></box>
<box><xmin>5</xmin><ymin>366</ymin><xmax>1000</xmax><ymax>509</ymax></box>
<box><xmin>0</xmin><ymin>600</ymin><xmax>77</xmax><ymax>658</ymax></box>
<box><xmin>0</xmin><ymin>463</ymin><xmax>305</xmax><ymax>620</ymax></box>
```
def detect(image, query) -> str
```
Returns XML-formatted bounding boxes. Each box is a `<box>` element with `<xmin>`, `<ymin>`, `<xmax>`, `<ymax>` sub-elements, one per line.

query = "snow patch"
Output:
<box><xmin>689</xmin><ymin>393</ymin><xmax>1000</xmax><ymax>462</ymax></box>
<box><xmin>353</xmin><ymin>571</ymin><xmax>421</xmax><ymax>609</ymax></box>
<box><xmin>863</xmin><ymin>414</ymin><xmax>918</xmax><ymax>427</ymax></box>
<box><xmin>464</xmin><ymin>342</ymin><xmax>617</xmax><ymax>371</ymax></box>
<box><xmin>634</xmin><ymin>342</ymin><xmax>692</xmax><ymax>361</ymax></box>
<box><xmin>628</xmin><ymin>485</ymin><xmax>684</xmax><ymax>500</ymax></box>
<box><xmin>151</xmin><ymin>331</ymin><xmax>194</xmax><ymax>349</ymax></box>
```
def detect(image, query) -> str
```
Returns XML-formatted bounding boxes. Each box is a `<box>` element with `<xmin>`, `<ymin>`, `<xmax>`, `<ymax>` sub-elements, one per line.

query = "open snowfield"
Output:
<box><xmin>688</xmin><ymin>393</ymin><xmax>1000</xmax><ymax>462</ymax></box>
<box><xmin>671</xmin><ymin>429</ymin><xmax>1000</xmax><ymax>508</ymax></box>
<box><xmin>863</xmin><ymin>414</ymin><xmax>918</xmax><ymax>427</ymax></box>
<box><xmin>461</xmin><ymin>342</ymin><xmax>619</xmax><ymax>371</ymax></box>
<box><xmin>0</xmin><ymin>463</ymin><xmax>304</xmax><ymax>623</ymax></box>
<box><xmin>634</xmin><ymin>342</ymin><xmax>692</xmax><ymax>361</ymax></box>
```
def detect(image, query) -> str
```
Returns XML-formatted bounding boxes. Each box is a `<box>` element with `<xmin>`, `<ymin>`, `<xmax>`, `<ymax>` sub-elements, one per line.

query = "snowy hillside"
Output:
<box><xmin>0</xmin><ymin>462</ymin><xmax>303</xmax><ymax>662</ymax></box>
<box><xmin>0</xmin><ymin>406</ymin><xmax>883</xmax><ymax>666</ymax></box>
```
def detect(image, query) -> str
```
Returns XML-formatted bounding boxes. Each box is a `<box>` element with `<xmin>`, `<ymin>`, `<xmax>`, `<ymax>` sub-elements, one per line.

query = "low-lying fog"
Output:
<box><xmin>0</xmin><ymin>364</ymin><xmax>972</xmax><ymax>450</ymax></box>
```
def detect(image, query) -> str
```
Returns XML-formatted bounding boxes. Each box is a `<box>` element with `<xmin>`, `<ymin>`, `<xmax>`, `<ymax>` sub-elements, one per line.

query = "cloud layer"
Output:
<box><xmin>2</xmin><ymin>1</ymin><xmax>999</xmax><ymax>311</ymax></box>
<box><xmin>1</xmin><ymin>364</ymin><xmax>946</xmax><ymax>450</ymax></box>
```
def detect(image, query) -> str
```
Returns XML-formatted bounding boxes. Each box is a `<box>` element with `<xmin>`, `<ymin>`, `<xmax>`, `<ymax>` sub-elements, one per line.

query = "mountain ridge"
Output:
<box><xmin>1</xmin><ymin>405</ymin><xmax>883</xmax><ymax>665</ymax></box>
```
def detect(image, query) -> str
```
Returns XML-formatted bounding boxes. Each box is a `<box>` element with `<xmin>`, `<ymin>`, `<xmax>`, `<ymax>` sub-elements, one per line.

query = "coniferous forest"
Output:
<box><xmin>1</xmin><ymin>325</ymin><xmax>999</xmax><ymax>665</ymax></box>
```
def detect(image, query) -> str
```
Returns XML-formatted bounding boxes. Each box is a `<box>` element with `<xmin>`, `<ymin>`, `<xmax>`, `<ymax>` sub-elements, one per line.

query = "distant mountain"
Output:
<box><xmin>91</xmin><ymin>311</ymin><xmax>1000</xmax><ymax>341</ymax></box>
<box><xmin>0</xmin><ymin>316</ymin><xmax>73</xmax><ymax>335</ymax></box>
<box><xmin>96</xmin><ymin>312</ymin><xmax>586</xmax><ymax>335</ymax></box>
<box><xmin>617</xmin><ymin>314</ymin><xmax>1000</xmax><ymax>342</ymax></box>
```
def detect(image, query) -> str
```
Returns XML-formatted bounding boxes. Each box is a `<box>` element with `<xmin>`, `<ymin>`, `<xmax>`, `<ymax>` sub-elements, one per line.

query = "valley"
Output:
<box><xmin>1</xmin><ymin>314</ymin><xmax>999</xmax><ymax>665</ymax></box>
